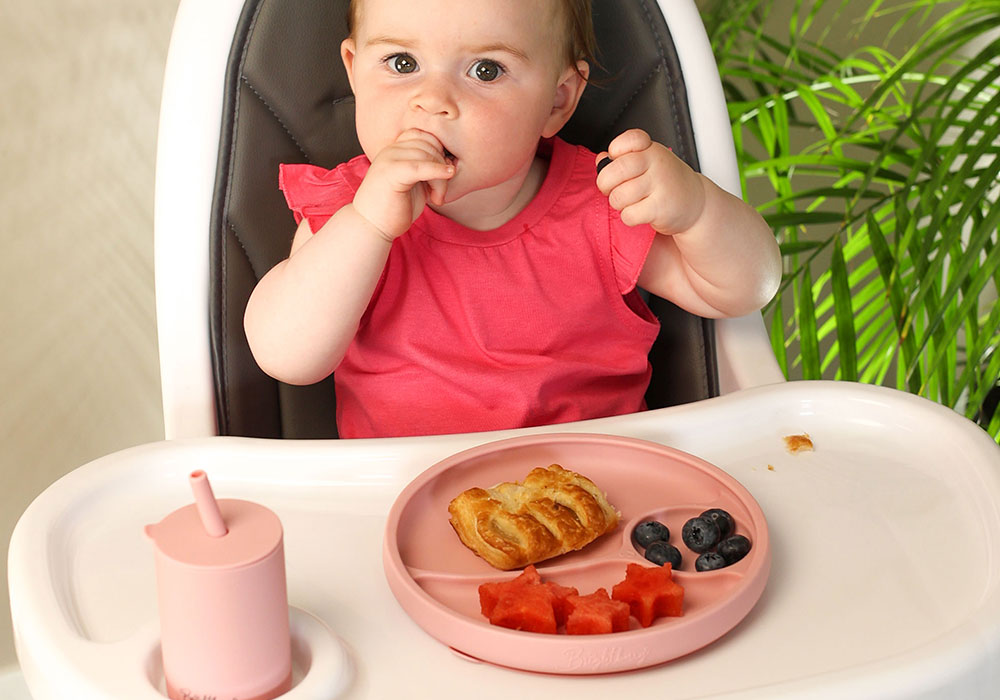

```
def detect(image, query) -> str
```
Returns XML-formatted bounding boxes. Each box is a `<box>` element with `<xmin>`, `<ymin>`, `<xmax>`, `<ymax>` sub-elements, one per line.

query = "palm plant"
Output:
<box><xmin>697</xmin><ymin>0</ymin><xmax>1000</xmax><ymax>441</ymax></box>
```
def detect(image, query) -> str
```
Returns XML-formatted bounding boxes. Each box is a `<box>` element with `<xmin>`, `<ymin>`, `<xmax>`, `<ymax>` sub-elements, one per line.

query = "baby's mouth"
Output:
<box><xmin>443</xmin><ymin>147</ymin><xmax>457</xmax><ymax>167</ymax></box>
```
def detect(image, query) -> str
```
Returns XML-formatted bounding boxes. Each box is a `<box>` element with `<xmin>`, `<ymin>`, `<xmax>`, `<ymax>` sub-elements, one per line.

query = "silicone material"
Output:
<box><xmin>146</xmin><ymin>479</ymin><xmax>292</xmax><ymax>700</ymax></box>
<box><xmin>383</xmin><ymin>433</ymin><xmax>770</xmax><ymax>674</ymax></box>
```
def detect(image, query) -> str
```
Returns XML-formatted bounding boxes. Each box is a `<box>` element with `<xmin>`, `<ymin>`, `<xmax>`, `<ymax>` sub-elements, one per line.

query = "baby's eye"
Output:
<box><xmin>468</xmin><ymin>59</ymin><xmax>504</xmax><ymax>82</ymax></box>
<box><xmin>386</xmin><ymin>53</ymin><xmax>418</xmax><ymax>74</ymax></box>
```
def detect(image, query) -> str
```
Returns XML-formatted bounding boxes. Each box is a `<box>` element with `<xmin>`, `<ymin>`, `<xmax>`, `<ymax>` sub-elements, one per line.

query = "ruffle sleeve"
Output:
<box><xmin>608</xmin><ymin>209</ymin><xmax>657</xmax><ymax>295</ymax></box>
<box><xmin>278</xmin><ymin>155</ymin><xmax>369</xmax><ymax>232</ymax></box>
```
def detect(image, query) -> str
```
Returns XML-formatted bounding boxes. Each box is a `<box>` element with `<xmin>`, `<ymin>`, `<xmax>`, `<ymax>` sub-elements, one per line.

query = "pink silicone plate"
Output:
<box><xmin>382</xmin><ymin>433</ymin><xmax>770</xmax><ymax>674</ymax></box>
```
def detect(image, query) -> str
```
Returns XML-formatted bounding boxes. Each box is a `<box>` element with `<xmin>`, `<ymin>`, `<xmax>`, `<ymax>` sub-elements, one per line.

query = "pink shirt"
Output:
<box><xmin>279</xmin><ymin>137</ymin><xmax>659</xmax><ymax>438</ymax></box>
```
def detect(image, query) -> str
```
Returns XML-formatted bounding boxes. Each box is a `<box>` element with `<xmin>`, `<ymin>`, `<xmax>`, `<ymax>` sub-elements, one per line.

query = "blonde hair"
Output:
<box><xmin>346</xmin><ymin>0</ymin><xmax>596</xmax><ymax>74</ymax></box>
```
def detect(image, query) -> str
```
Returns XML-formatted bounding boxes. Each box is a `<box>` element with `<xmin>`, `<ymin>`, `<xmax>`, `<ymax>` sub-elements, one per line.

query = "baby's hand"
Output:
<box><xmin>353</xmin><ymin>129</ymin><xmax>455</xmax><ymax>240</ymax></box>
<box><xmin>596</xmin><ymin>129</ymin><xmax>705</xmax><ymax>235</ymax></box>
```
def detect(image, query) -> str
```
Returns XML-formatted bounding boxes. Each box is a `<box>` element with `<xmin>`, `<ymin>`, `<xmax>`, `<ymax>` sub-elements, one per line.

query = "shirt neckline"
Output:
<box><xmin>412</xmin><ymin>137</ymin><xmax>577</xmax><ymax>247</ymax></box>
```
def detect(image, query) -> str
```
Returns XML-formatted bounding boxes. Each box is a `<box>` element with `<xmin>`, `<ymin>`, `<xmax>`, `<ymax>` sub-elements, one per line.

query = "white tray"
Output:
<box><xmin>9</xmin><ymin>381</ymin><xmax>1000</xmax><ymax>699</ymax></box>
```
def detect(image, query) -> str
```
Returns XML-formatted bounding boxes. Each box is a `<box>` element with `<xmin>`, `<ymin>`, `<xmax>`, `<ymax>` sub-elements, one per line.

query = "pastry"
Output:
<box><xmin>448</xmin><ymin>464</ymin><xmax>620</xmax><ymax>570</ymax></box>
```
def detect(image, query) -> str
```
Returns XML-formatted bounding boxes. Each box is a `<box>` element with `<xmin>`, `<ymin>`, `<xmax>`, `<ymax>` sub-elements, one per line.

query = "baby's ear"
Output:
<box><xmin>340</xmin><ymin>38</ymin><xmax>358</xmax><ymax>93</ymax></box>
<box><xmin>541</xmin><ymin>61</ymin><xmax>590</xmax><ymax>138</ymax></box>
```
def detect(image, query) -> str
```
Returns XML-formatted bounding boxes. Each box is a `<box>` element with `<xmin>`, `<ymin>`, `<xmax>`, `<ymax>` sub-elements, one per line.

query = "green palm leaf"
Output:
<box><xmin>700</xmin><ymin>0</ymin><xmax>1000</xmax><ymax>442</ymax></box>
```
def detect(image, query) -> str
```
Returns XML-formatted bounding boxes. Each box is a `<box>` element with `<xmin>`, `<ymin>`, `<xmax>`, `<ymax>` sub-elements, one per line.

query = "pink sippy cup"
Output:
<box><xmin>145</xmin><ymin>470</ymin><xmax>292</xmax><ymax>700</ymax></box>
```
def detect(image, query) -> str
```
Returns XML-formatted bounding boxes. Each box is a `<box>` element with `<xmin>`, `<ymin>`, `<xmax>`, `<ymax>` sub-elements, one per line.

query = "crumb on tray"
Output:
<box><xmin>783</xmin><ymin>433</ymin><xmax>814</xmax><ymax>453</ymax></box>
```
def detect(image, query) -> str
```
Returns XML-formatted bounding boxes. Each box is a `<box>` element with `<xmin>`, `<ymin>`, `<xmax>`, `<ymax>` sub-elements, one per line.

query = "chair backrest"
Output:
<box><xmin>154</xmin><ymin>0</ymin><xmax>784</xmax><ymax>440</ymax></box>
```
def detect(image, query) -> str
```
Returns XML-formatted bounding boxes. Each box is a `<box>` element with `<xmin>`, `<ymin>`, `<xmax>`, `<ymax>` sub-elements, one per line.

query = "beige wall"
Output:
<box><xmin>0</xmin><ymin>0</ymin><xmax>178</xmax><ymax>669</ymax></box>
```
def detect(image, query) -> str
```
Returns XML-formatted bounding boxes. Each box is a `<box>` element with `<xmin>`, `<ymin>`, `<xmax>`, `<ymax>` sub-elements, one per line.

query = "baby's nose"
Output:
<box><xmin>409</xmin><ymin>76</ymin><xmax>458</xmax><ymax>118</ymax></box>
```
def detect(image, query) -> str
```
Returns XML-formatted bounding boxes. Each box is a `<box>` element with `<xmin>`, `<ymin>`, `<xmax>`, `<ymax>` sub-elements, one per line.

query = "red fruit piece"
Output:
<box><xmin>565</xmin><ymin>588</ymin><xmax>630</xmax><ymax>635</ymax></box>
<box><xmin>477</xmin><ymin>564</ymin><xmax>578</xmax><ymax>634</ymax></box>
<box><xmin>479</xmin><ymin>564</ymin><xmax>542</xmax><ymax>617</ymax></box>
<box><xmin>489</xmin><ymin>582</ymin><xmax>558</xmax><ymax>633</ymax></box>
<box><xmin>545</xmin><ymin>581</ymin><xmax>579</xmax><ymax>627</ymax></box>
<box><xmin>611</xmin><ymin>562</ymin><xmax>684</xmax><ymax>627</ymax></box>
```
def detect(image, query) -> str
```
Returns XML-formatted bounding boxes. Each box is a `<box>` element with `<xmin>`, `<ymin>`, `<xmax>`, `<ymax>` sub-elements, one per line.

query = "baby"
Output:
<box><xmin>243</xmin><ymin>0</ymin><xmax>781</xmax><ymax>438</ymax></box>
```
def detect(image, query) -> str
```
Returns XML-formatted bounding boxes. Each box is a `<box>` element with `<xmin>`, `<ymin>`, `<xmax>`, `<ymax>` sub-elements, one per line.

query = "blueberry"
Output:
<box><xmin>644</xmin><ymin>541</ymin><xmax>682</xmax><ymax>568</ymax></box>
<box><xmin>631</xmin><ymin>520</ymin><xmax>670</xmax><ymax>549</ymax></box>
<box><xmin>695</xmin><ymin>551</ymin><xmax>728</xmax><ymax>571</ymax></box>
<box><xmin>700</xmin><ymin>508</ymin><xmax>734</xmax><ymax>540</ymax></box>
<box><xmin>718</xmin><ymin>535</ymin><xmax>752</xmax><ymax>564</ymax></box>
<box><xmin>681</xmin><ymin>516</ymin><xmax>721</xmax><ymax>553</ymax></box>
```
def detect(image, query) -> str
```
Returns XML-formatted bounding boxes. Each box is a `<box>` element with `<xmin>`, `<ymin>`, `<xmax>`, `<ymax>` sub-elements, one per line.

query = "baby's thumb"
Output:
<box><xmin>426</xmin><ymin>177</ymin><xmax>449</xmax><ymax>206</ymax></box>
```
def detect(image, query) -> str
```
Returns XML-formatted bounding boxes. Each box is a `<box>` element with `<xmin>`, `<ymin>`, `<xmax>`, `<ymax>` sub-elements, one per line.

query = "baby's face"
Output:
<box><xmin>342</xmin><ymin>0</ymin><xmax>583</xmax><ymax>208</ymax></box>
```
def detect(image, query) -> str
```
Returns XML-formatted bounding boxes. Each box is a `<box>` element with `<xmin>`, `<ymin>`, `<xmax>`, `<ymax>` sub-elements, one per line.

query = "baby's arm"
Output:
<box><xmin>596</xmin><ymin>129</ymin><xmax>781</xmax><ymax>318</ymax></box>
<box><xmin>244</xmin><ymin>130</ymin><xmax>454</xmax><ymax>385</ymax></box>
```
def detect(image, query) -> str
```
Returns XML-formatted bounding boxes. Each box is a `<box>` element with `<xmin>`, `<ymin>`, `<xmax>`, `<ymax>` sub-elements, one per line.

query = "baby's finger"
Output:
<box><xmin>616</xmin><ymin>194</ymin><xmax>658</xmax><ymax>229</ymax></box>
<box><xmin>389</xmin><ymin>142</ymin><xmax>449</xmax><ymax>169</ymax></box>
<box><xmin>606</xmin><ymin>174</ymin><xmax>652</xmax><ymax>214</ymax></box>
<box><xmin>388</xmin><ymin>158</ymin><xmax>454</xmax><ymax>190</ymax></box>
<box><xmin>425</xmin><ymin>176</ymin><xmax>449</xmax><ymax>206</ymax></box>
<box><xmin>607</xmin><ymin>128</ymin><xmax>652</xmax><ymax>159</ymax></box>
<box><xmin>398</xmin><ymin>128</ymin><xmax>444</xmax><ymax>150</ymax></box>
<box><xmin>596</xmin><ymin>150</ymin><xmax>649</xmax><ymax>195</ymax></box>
<box><xmin>396</xmin><ymin>128</ymin><xmax>450</xmax><ymax>164</ymax></box>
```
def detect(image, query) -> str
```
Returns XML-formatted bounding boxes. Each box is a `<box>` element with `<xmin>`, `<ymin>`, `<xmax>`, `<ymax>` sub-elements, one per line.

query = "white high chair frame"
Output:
<box><xmin>153</xmin><ymin>0</ymin><xmax>784</xmax><ymax>440</ymax></box>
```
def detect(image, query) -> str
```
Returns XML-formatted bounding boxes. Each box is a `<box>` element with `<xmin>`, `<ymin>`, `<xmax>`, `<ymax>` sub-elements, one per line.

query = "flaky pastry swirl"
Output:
<box><xmin>447</xmin><ymin>464</ymin><xmax>620</xmax><ymax>570</ymax></box>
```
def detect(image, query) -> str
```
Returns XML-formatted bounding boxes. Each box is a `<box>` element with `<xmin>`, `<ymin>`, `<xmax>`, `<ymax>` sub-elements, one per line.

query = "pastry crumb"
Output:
<box><xmin>784</xmin><ymin>433</ymin><xmax>814</xmax><ymax>453</ymax></box>
<box><xmin>767</xmin><ymin>464</ymin><xmax>775</xmax><ymax>471</ymax></box>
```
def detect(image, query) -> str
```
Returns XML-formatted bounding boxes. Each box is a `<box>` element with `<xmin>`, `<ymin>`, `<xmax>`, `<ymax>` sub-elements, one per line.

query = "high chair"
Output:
<box><xmin>153</xmin><ymin>0</ymin><xmax>784</xmax><ymax>440</ymax></box>
<box><xmin>13</xmin><ymin>3</ymin><xmax>1000</xmax><ymax>697</ymax></box>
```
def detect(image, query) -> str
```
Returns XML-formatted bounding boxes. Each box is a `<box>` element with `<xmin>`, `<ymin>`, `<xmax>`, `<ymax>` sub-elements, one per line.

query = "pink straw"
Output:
<box><xmin>189</xmin><ymin>470</ymin><xmax>228</xmax><ymax>537</ymax></box>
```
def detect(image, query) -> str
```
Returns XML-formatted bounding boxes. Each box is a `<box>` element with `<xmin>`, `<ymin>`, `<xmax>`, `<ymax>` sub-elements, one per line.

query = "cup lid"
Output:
<box><xmin>145</xmin><ymin>499</ymin><xmax>283</xmax><ymax>568</ymax></box>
